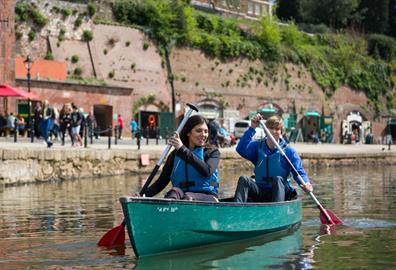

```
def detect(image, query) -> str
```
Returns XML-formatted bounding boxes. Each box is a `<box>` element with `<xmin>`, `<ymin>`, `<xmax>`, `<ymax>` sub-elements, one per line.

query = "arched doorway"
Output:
<box><xmin>341</xmin><ymin>111</ymin><xmax>370</xmax><ymax>144</ymax></box>
<box><xmin>302</xmin><ymin>111</ymin><xmax>321</xmax><ymax>142</ymax></box>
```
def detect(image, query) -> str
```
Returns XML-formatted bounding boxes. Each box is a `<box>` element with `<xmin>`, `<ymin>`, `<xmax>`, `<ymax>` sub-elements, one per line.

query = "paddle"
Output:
<box><xmin>259</xmin><ymin>120</ymin><xmax>343</xmax><ymax>225</ymax></box>
<box><xmin>97</xmin><ymin>103</ymin><xmax>199</xmax><ymax>248</ymax></box>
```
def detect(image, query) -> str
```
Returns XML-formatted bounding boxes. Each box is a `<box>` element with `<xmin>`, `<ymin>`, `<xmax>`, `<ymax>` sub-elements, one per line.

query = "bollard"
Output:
<box><xmin>84</xmin><ymin>123</ymin><xmax>88</xmax><ymax>148</ymax></box>
<box><xmin>14</xmin><ymin>118</ymin><xmax>17</xmax><ymax>143</ymax></box>
<box><xmin>114</xmin><ymin>125</ymin><xmax>118</xmax><ymax>145</ymax></box>
<box><xmin>108</xmin><ymin>126</ymin><xmax>112</xmax><ymax>149</ymax></box>
<box><xmin>62</xmin><ymin>130</ymin><xmax>65</xmax><ymax>146</ymax></box>
<box><xmin>165</xmin><ymin>127</ymin><xmax>169</xmax><ymax>144</ymax></box>
<box><xmin>146</xmin><ymin>127</ymin><xmax>149</xmax><ymax>145</ymax></box>
<box><xmin>30</xmin><ymin>119</ymin><xmax>35</xmax><ymax>143</ymax></box>
<box><xmin>90</xmin><ymin>129</ymin><xmax>93</xmax><ymax>144</ymax></box>
<box><xmin>137</xmin><ymin>128</ymin><xmax>141</xmax><ymax>150</ymax></box>
<box><xmin>156</xmin><ymin>127</ymin><xmax>160</xmax><ymax>145</ymax></box>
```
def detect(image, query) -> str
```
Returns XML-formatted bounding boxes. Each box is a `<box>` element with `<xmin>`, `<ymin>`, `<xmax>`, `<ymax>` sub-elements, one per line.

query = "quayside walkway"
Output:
<box><xmin>1</xmin><ymin>137</ymin><xmax>395</xmax><ymax>187</ymax></box>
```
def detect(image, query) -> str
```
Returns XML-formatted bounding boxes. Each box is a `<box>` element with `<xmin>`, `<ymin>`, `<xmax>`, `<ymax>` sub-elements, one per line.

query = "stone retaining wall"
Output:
<box><xmin>1</xmin><ymin>148</ymin><xmax>396</xmax><ymax>187</ymax></box>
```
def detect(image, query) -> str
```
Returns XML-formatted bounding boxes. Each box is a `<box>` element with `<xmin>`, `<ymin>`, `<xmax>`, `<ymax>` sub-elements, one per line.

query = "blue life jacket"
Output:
<box><xmin>254</xmin><ymin>140</ymin><xmax>291</xmax><ymax>190</ymax></box>
<box><xmin>170</xmin><ymin>147</ymin><xmax>219</xmax><ymax>194</ymax></box>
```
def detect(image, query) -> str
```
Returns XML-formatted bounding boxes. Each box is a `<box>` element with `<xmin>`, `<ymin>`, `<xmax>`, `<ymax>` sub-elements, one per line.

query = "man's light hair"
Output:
<box><xmin>265</xmin><ymin>115</ymin><xmax>284</xmax><ymax>133</ymax></box>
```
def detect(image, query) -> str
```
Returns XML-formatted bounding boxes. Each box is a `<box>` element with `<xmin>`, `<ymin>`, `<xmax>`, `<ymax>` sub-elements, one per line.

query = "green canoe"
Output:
<box><xmin>120</xmin><ymin>196</ymin><xmax>302</xmax><ymax>257</ymax></box>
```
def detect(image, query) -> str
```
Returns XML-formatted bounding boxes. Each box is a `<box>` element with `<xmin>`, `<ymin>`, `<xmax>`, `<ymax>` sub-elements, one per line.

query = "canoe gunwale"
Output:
<box><xmin>119</xmin><ymin>196</ymin><xmax>301</xmax><ymax>207</ymax></box>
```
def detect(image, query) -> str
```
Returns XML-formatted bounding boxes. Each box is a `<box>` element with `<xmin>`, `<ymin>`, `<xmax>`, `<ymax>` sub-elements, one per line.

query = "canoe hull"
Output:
<box><xmin>120</xmin><ymin>197</ymin><xmax>302</xmax><ymax>257</ymax></box>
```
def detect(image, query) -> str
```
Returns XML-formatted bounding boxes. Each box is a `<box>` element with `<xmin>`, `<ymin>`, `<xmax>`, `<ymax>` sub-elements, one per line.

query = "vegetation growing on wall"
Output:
<box><xmin>111</xmin><ymin>0</ymin><xmax>396</xmax><ymax>116</ymax></box>
<box><xmin>15</xmin><ymin>2</ymin><xmax>48</xmax><ymax>28</ymax></box>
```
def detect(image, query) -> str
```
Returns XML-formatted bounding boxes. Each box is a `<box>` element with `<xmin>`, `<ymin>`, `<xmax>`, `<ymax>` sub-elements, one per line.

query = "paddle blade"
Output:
<box><xmin>97</xmin><ymin>222</ymin><xmax>126</xmax><ymax>247</ymax></box>
<box><xmin>319</xmin><ymin>208</ymin><xmax>343</xmax><ymax>225</ymax></box>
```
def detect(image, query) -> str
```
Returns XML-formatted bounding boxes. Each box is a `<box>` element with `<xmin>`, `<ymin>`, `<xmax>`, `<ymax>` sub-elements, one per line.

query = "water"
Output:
<box><xmin>1</xmin><ymin>166</ymin><xmax>396</xmax><ymax>269</ymax></box>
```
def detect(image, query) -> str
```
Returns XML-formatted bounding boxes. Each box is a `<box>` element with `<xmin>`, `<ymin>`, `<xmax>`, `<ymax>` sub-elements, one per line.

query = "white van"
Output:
<box><xmin>234</xmin><ymin>120</ymin><xmax>266</xmax><ymax>140</ymax></box>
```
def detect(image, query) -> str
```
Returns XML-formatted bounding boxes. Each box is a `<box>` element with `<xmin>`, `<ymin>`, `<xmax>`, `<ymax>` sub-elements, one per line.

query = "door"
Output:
<box><xmin>93</xmin><ymin>105</ymin><xmax>113</xmax><ymax>136</ymax></box>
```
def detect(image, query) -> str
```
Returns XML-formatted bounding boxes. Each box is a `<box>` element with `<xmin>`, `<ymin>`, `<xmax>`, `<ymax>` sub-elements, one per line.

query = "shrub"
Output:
<box><xmin>58</xmin><ymin>28</ymin><xmax>66</xmax><ymax>41</ymax></box>
<box><xmin>15</xmin><ymin>31</ymin><xmax>23</xmax><ymax>40</ymax></box>
<box><xmin>367</xmin><ymin>34</ymin><xmax>396</xmax><ymax>61</ymax></box>
<box><xmin>82</xmin><ymin>30</ymin><xmax>93</xmax><ymax>42</ymax></box>
<box><xmin>62</xmin><ymin>8</ymin><xmax>72</xmax><ymax>19</ymax></box>
<box><xmin>28</xmin><ymin>30</ymin><xmax>36</xmax><ymax>41</ymax></box>
<box><xmin>281</xmin><ymin>23</ymin><xmax>304</xmax><ymax>48</ymax></box>
<box><xmin>256</xmin><ymin>16</ymin><xmax>281</xmax><ymax>60</ymax></box>
<box><xmin>87</xmin><ymin>2</ymin><xmax>97</xmax><ymax>17</ymax></box>
<box><xmin>143</xmin><ymin>42</ymin><xmax>149</xmax><ymax>50</ymax></box>
<box><xmin>74</xmin><ymin>67</ymin><xmax>83</xmax><ymax>76</ymax></box>
<box><xmin>71</xmin><ymin>55</ymin><xmax>79</xmax><ymax>63</ymax></box>
<box><xmin>108</xmin><ymin>70</ymin><xmax>115</xmax><ymax>78</ymax></box>
<box><xmin>74</xmin><ymin>17</ymin><xmax>83</xmax><ymax>28</ymax></box>
<box><xmin>44</xmin><ymin>51</ymin><xmax>54</xmax><ymax>60</ymax></box>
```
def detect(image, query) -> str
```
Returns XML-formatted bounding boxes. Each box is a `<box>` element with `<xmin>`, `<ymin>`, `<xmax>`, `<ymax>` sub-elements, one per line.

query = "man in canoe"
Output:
<box><xmin>234</xmin><ymin>114</ymin><xmax>313</xmax><ymax>202</ymax></box>
<box><xmin>143</xmin><ymin>114</ymin><xmax>220</xmax><ymax>201</ymax></box>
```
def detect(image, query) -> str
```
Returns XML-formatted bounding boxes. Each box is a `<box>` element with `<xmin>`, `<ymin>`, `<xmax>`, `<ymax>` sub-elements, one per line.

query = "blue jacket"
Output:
<box><xmin>236</xmin><ymin>127</ymin><xmax>310</xmax><ymax>186</ymax></box>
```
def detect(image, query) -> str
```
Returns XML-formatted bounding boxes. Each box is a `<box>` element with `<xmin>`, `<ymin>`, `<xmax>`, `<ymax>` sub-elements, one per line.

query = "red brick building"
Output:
<box><xmin>0</xmin><ymin>0</ymin><xmax>16</xmax><ymax>113</ymax></box>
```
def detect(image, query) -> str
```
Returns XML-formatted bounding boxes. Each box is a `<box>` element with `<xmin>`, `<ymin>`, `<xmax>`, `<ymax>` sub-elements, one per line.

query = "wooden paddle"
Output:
<box><xmin>98</xmin><ymin>103</ymin><xmax>199</xmax><ymax>248</ymax></box>
<box><xmin>259</xmin><ymin>120</ymin><xmax>343</xmax><ymax>225</ymax></box>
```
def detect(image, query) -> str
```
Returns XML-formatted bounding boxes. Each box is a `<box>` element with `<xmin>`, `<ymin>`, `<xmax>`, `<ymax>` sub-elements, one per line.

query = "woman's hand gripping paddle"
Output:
<box><xmin>259</xmin><ymin>120</ymin><xmax>342</xmax><ymax>225</ymax></box>
<box><xmin>97</xmin><ymin>103</ymin><xmax>199</xmax><ymax>248</ymax></box>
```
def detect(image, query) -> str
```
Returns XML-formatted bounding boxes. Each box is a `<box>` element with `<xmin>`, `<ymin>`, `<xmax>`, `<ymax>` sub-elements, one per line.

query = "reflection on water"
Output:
<box><xmin>0</xmin><ymin>165</ymin><xmax>396</xmax><ymax>269</ymax></box>
<box><xmin>136</xmin><ymin>227</ymin><xmax>303</xmax><ymax>270</ymax></box>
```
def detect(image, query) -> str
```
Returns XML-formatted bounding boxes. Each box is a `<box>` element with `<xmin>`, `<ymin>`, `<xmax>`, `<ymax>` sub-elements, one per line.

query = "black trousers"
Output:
<box><xmin>165</xmin><ymin>187</ymin><xmax>218</xmax><ymax>202</ymax></box>
<box><xmin>233</xmin><ymin>175</ymin><xmax>294</xmax><ymax>203</ymax></box>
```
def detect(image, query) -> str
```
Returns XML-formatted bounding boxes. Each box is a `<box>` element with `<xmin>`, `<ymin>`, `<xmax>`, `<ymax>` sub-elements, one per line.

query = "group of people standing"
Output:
<box><xmin>142</xmin><ymin>113</ymin><xmax>313</xmax><ymax>203</ymax></box>
<box><xmin>31</xmin><ymin>100</ymin><xmax>88</xmax><ymax>148</ymax></box>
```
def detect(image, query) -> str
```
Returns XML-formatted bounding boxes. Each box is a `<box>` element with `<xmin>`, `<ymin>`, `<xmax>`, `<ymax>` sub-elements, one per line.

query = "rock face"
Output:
<box><xmin>11</xmin><ymin>0</ymin><xmax>392</xmax><ymax>143</ymax></box>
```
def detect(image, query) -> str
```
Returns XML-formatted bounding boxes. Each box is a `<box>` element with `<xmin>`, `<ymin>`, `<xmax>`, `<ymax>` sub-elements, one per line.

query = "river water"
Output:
<box><xmin>1</xmin><ymin>165</ymin><xmax>396</xmax><ymax>269</ymax></box>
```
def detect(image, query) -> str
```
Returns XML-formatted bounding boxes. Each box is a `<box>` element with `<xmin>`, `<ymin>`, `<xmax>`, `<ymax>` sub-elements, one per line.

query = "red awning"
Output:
<box><xmin>0</xmin><ymin>84</ymin><xmax>40</xmax><ymax>100</ymax></box>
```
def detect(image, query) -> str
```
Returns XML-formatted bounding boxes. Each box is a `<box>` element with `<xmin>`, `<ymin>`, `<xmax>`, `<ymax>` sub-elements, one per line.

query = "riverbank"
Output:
<box><xmin>1</xmin><ymin>138</ymin><xmax>395</xmax><ymax>187</ymax></box>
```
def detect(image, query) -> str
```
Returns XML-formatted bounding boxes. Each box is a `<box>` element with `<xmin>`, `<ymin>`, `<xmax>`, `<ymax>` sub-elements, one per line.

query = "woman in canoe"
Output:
<box><xmin>143</xmin><ymin>114</ymin><xmax>220</xmax><ymax>202</ymax></box>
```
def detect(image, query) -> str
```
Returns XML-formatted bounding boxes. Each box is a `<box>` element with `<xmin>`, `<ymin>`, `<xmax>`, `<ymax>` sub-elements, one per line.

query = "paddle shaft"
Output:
<box><xmin>139</xmin><ymin>103</ymin><xmax>199</xmax><ymax>195</ymax></box>
<box><xmin>259</xmin><ymin>121</ymin><xmax>335</xmax><ymax>224</ymax></box>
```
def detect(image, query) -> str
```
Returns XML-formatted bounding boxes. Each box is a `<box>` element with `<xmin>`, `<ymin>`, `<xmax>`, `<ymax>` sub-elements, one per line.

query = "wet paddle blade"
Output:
<box><xmin>97</xmin><ymin>222</ymin><xmax>126</xmax><ymax>247</ymax></box>
<box><xmin>319</xmin><ymin>208</ymin><xmax>343</xmax><ymax>225</ymax></box>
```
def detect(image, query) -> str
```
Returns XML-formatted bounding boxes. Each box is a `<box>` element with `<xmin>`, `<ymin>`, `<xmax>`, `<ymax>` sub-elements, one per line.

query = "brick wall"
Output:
<box><xmin>0</xmin><ymin>0</ymin><xmax>15</xmax><ymax>84</ymax></box>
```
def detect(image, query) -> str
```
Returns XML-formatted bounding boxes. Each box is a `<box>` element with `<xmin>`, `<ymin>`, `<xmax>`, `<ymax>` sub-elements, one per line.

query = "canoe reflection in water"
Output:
<box><xmin>136</xmin><ymin>226</ymin><xmax>306</xmax><ymax>270</ymax></box>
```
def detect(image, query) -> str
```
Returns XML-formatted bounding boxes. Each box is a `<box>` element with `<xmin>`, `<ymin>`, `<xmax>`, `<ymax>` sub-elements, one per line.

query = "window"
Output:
<box><xmin>255</xmin><ymin>3</ymin><xmax>261</xmax><ymax>16</ymax></box>
<box><xmin>248</xmin><ymin>1</ymin><xmax>254</xmax><ymax>14</ymax></box>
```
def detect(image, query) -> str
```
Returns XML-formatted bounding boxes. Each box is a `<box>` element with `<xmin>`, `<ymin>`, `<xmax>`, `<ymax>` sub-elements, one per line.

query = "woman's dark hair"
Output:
<box><xmin>179</xmin><ymin>114</ymin><xmax>208</xmax><ymax>147</ymax></box>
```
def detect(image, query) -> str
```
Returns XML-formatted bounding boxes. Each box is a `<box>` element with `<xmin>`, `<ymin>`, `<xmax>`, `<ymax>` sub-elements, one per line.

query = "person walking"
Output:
<box><xmin>233</xmin><ymin>114</ymin><xmax>313</xmax><ymax>203</ymax></box>
<box><xmin>143</xmin><ymin>114</ymin><xmax>220</xmax><ymax>202</ymax></box>
<box><xmin>130</xmin><ymin>118</ymin><xmax>137</xmax><ymax>139</ymax></box>
<box><xmin>40</xmin><ymin>100</ymin><xmax>55</xmax><ymax>148</ymax></box>
<box><xmin>117</xmin><ymin>114</ymin><xmax>124</xmax><ymax>139</ymax></box>
<box><xmin>70</xmin><ymin>104</ymin><xmax>83</xmax><ymax>147</ymax></box>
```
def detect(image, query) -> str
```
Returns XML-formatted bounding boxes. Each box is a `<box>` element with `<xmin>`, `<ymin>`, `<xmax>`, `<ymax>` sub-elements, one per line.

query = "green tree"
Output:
<box><xmin>389</xmin><ymin>0</ymin><xmax>396</xmax><ymax>37</ymax></box>
<box><xmin>359</xmin><ymin>0</ymin><xmax>389</xmax><ymax>34</ymax></box>
<box><xmin>276</xmin><ymin>0</ymin><xmax>302</xmax><ymax>22</ymax></box>
<box><xmin>300</xmin><ymin>0</ymin><xmax>360</xmax><ymax>29</ymax></box>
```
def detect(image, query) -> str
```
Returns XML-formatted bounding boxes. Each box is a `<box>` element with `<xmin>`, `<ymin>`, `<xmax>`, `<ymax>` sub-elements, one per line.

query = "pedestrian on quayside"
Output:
<box><xmin>234</xmin><ymin>114</ymin><xmax>313</xmax><ymax>203</ymax></box>
<box><xmin>142</xmin><ymin>114</ymin><xmax>220</xmax><ymax>202</ymax></box>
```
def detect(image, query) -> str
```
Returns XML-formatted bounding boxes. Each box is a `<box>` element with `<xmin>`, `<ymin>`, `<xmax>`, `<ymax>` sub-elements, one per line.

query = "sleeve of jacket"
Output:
<box><xmin>284</xmin><ymin>147</ymin><xmax>310</xmax><ymax>185</ymax></box>
<box><xmin>144</xmin><ymin>152</ymin><xmax>174</xmax><ymax>197</ymax></box>
<box><xmin>175</xmin><ymin>146</ymin><xmax>220</xmax><ymax>177</ymax></box>
<box><xmin>236</xmin><ymin>127</ymin><xmax>259</xmax><ymax>165</ymax></box>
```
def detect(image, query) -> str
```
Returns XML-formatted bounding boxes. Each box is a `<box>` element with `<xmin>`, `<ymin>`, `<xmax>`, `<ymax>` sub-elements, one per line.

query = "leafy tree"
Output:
<box><xmin>276</xmin><ymin>0</ymin><xmax>301</xmax><ymax>22</ymax></box>
<box><xmin>359</xmin><ymin>0</ymin><xmax>389</xmax><ymax>34</ymax></box>
<box><xmin>300</xmin><ymin>0</ymin><xmax>360</xmax><ymax>29</ymax></box>
<box><xmin>389</xmin><ymin>0</ymin><xmax>396</xmax><ymax>37</ymax></box>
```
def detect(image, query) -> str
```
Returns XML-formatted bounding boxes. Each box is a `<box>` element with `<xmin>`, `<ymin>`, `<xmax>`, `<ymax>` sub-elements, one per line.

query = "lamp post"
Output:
<box><xmin>24</xmin><ymin>55</ymin><xmax>33</xmax><ymax>139</ymax></box>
